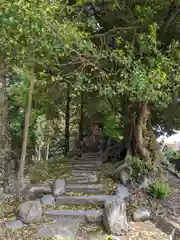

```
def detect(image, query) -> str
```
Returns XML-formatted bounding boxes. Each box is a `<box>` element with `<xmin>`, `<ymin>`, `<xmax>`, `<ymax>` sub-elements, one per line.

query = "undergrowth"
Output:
<box><xmin>26</xmin><ymin>157</ymin><xmax>71</xmax><ymax>184</ymax></box>
<box><xmin>148</xmin><ymin>180</ymin><xmax>170</xmax><ymax>199</ymax></box>
<box><xmin>127</xmin><ymin>156</ymin><xmax>154</xmax><ymax>180</ymax></box>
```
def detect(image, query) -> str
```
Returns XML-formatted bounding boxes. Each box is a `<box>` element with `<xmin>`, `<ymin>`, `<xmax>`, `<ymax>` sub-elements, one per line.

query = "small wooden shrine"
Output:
<box><xmin>88</xmin><ymin>118</ymin><xmax>103</xmax><ymax>136</ymax></box>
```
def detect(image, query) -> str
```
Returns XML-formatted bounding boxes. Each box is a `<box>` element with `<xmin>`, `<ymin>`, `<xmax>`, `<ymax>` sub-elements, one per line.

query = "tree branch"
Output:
<box><xmin>164</xmin><ymin>7</ymin><xmax>180</xmax><ymax>33</ymax></box>
<box><xmin>87</xmin><ymin>26</ymin><xmax>141</xmax><ymax>39</ymax></box>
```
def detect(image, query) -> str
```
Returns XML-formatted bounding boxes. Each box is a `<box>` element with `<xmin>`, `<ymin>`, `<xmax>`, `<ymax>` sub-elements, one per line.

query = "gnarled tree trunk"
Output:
<box><xmin>123</xmin><ymin>102</ymin><xmax>161</xmax><ymax>166</ymax></box>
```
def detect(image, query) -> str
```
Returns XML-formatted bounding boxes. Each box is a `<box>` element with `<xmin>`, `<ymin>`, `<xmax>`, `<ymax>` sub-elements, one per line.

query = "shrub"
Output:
<box><xmin>164</xmin><ymin>149</ymin><xmax>180</xmax><ymax>165</ymax></box>
<box><xmin>128</xmin><ymin>156</ymin><xmax>152</xmax><ymax>180</ymax></box>
<box><xmin>148</xmin><ymin>180</ymin><xmax>170</xmax><ymax>199</ymax></box>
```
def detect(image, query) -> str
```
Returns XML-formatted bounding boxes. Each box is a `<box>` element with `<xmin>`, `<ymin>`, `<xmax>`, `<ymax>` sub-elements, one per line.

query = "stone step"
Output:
<box><xmin>74</xmin><ymin>164</ymin><xmax>101</xmax><ymax>167</ymax></box>
<box><xmin>73</xmin><ymin>163</ymin><xmax>101</xmax><ymax>167</ymax></box>
<box><xmin>66</xmin><ymin>176</ymin><xmax>99</xmax><ymax>184</ymax></box>
<box><xmin>81</xmin><ymin>157</ymin><xmax>100</xmax><ymax>160</ymax></box>
<box><xmin>65</xmin><ymin>184</ymin><xmax>105</xmax><ymax>194</ymax></box>
<box><xmin>81</xmin><ymin>155</ymin><xmax>100</xmax><ymax>158</ymax></box>
<box><xmin>71</xmin><ymin>171</ymin><xmax>99</xmax><ymax>178</ymax></box>
<box><xmin>63</xmin><ymin>162</ymin><xmax>102</xmax><ymax>168</ymax></box>
<box><xmin>72</xmin><ymin>167</ymin><xmax>101</xmax><ymax>171</ymax></box>
<box><xmin>73</xmin><ymin>165</ymin><xmax>102</xmax><ymax>171</ymax></box>
<box><xmin>81</xmin><ymin>152</ymin><xmax>99</xmax><ymax>157</ymax></box>
<box><xmin>56</xmin><ymin>195</ymin><xmax>110</xmax><ymax>205</ymax></box>
<box><xmin>72</xmin><ymin>170</ymin><xmax>100</xmax><ymax>175</ymax></box>
<box><xmin>44</xmin><ymin>209</ymin><xmax>103</xmax><ymax>224</ymax></box>
<box><xmin>34</xmin><ymin>217</ymin><xmax>80</xmax><ymax>239</ymax></box>
<box><xmin>81</xmin><ymin>155</ymin><xmax>100</xmax><ymax>159</ymax></box>
<box><xmin>62</xmin><ymin>159</ymin><xmax>101</xmax><ymax>163</ymax></box>
<box><xmin>20</xmin><ymin>184</ymin><xmax>52</xmax><ymax>198</ymax></box>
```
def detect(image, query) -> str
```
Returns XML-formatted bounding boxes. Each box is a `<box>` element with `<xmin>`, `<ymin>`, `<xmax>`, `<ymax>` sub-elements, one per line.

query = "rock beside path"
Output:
<box><xmin>34</xmin><ymin>217</ymin><xmax>80</xmax><ymax>239</ymax></box>
<box><xmin>119</xmin><ymin>171</ymin><xmax>131</xmax><ymax>185</ymax></box>
<box><xmin>5</xmin><ymin>220</ymin><xmax>25</xmax><ymax>230</ymax></box>
<box><xmin>138</xmin><ymin>175</ymin><xmax>152</xmax><ymax>189</ymax></box>
<box><xmin>52</xmin><ymin>179</ymin><xmax>65</xmax><ymax>197</ymax></box>
<box><xmin>115</xmin><ymin>184</ymin><xmax>130</xmax><ymax>201</ymax></box>
<box><xmin>18</xmin><ymin>200</ymin><xmax>42</xmax><ymax>224</ymax></box>
<box><xmin>103</xmin><ymin>197</ymin><xmax>128</xmax><ymax>236</ymax></box>
<box><xmin>132</xmin><ymin>208</ymin><xmax>151</xmax><ymax>222</ymax></box>
<box><xmin>40</xmin><ymin>194</ymin><xmax>55</xmax><ymax>205</ymax></box>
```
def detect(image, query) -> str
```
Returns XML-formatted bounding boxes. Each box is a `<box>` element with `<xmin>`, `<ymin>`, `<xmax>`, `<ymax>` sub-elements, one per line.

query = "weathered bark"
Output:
<box><xmin>79</xmin><ymin>91</ymin><xmax>84</xmax><ymax>142</ymax></box>
<box><xmin>0</xmin><ymin>60</ymin><xmax>13</xmax><ymax>193</ymax></box>
<box><xmin>19</xmin><ymin>76</ymin><xmax>35</xmax><ymax>190</ymax></box>
<box><xmin>123</xmin><ymin>102</ymin><xmax>161</xmax><ymax>166</ymax></box>
<box><xmin>64</xmin><ymin>83</ymin><xmax>71</xmax><ymax>156</ymax></box>
<box><xmin>45</xmin><ymin>138</ymin><xmax>49</xmax><ymax>161</ymax></box>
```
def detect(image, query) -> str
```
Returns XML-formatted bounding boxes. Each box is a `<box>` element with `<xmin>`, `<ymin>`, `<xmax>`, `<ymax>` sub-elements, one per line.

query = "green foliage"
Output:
<box><xmin>1</xmin><ymin>0</ymin><xmax>180</xmax><ymax>164</ymax></box>
<box><xmin>108</xmin><ymin>28</ymin><xmax>180</xmax><ymax>107</ymax></box>
<box><xmin>87</xmin><ymin>98</ymin><xmax>123</xmax><ymax>140</ymax></box>
<box><xmin>103</xmin><ymin>115</ymin><xmax>123</xmax><ymax>141</ymax></box>
<box><xmin>148</xmin><ymin>180</ymin><xmax>170</xmax><ymax>199</ymax></box>
<box><xmin>0</xmin><ymin>0</ymin><xmax>85</xmax><ymax>66</ymax></box>
<box><xmin>164</xmin><ymin>149</ymin><xmax>180</xmax><ymax>165</ymax></box>
<box><xmin>128</xmin><ymin>156</ymin><xmax>152</xmax><ymax>180</ymax></box>
<box><xmin>27</xmin><ymin>158</ymin><xmax>71</xmax><ymax>184</ymax></box>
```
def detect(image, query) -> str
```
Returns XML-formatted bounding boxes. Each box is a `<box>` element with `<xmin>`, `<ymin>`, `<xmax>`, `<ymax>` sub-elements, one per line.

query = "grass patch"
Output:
<box><xmin>127</xmin><ymin>156</ymin><xmax>153</xmax><ymax>180</ymax></box>
<box><xmin>1</xmin><ymin>196</ymin><xmax>55</xmax><ymax>240</ymax></box>
<box><xmin>101</xmin><ymin>177</ymin><xmax>116</xmax><ymax>195</ymax></box>
<box><xmin>100</xmin><ymin>163</ymin><xmax>117</xmax><ymax>195</ymax></box>
<box><xmin>80</xmin><ymin>224</ymin><xmax>103</xmax><ymax>234</ymax></box>
<box><xmin>26</xmin><ymin>157</ymin><xmax>72</xmax><ymax>184</ymax></box>
<box><xmin>148</xmin><ymin>180</ymin><xmax>170</xmax><ymax>199</ymax></box>
<box><xmin>3</xmin><ymin>217</ymin><xmax>55</xmax><ymax>240</ymax></box>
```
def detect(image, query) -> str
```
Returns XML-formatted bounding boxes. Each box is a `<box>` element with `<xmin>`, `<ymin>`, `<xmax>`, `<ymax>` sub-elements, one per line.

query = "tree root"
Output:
<box><xmin>161</xmin><ymin>165</ymin><xmax>180</xmax><ymax>180</ymax></box>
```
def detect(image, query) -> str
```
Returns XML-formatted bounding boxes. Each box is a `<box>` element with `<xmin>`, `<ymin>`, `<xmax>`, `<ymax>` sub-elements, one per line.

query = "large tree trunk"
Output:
<box><xmin>0</xmin><ymin>61</ymin><xmax>13</xmax><ymax>193</ymax></box>
<box><xmin>123</xmin><ymin>102</ymin><xmax>161</xmax><ymax>166</ymax></box>
<box><xmin>18</xmin><ymin>77</ymin><xmax>35</xmax><ymax>191</ymax></box>
<box><xmin>64</xmin><ymin>83</ymin><xmax>71</xmax><ymax>156</ymax></box>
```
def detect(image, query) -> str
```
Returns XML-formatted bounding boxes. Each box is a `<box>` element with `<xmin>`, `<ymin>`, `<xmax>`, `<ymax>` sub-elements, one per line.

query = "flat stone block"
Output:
<box><xmin>65</xmin><ymin>184</ymin><xmax>105</xmax><ymax>194</ymax></box>
<box><xmin>56</xmin><ymin>195</ymin><xmax>109</xmax><ymax>205</ymax></box>
<box><xmin>5</xmin><ymin>220</ymin><xmax>25</xmax><ymax>230</ymax></box>
<box><xmin>40</xmin><ymin>194</ymin><xmax>55</xmax><ymax>205</ymax></box>
<box><xmin>34</xmin><ymin>217</ymin><xmax>80</xmax><ymax>239</ymax></box>
<box><xmin>66</xmin><ymin>176</ymin><xmax>98</xmax><ymax>184</ymax></box>
<box><xmin>44</xmin><ymin>209</ymin><xmax>103</xmax><ymax>224</ymax></box>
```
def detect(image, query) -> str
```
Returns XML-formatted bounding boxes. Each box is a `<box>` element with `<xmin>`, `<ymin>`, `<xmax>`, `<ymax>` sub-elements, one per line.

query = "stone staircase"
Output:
<box><xmin>5</xmin><ymin>151</ymin><xmax>174</xmax><ymax>239</ymax></box>
<box><xmin>34</xmin><ymin>152</ymin><xmax>111</xmax><ymax>238</ymax></box>
<box><xmin>43</xmin><ymin>152</ymin><xmax>107</xmax><ymax>222</ymax></box>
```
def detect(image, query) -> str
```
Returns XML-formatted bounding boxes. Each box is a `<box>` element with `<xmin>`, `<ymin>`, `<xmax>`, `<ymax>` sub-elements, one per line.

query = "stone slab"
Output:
<box><xmin>29</xmin><ymin>184</ymin><xmax>52</xmax><ymax>193</ymax></box>
<box><xmin>81</xmin><ymin>158</ymin><xmax>101</xmax><ymax>162</ymax></box>
<box><xmin>73</xmin><ymin>165</ymin><xmax>102</xmax><ymax>170</ymax></box>
<box><xmin>72</xmin><ymin>170</ymin><xmax>100</xmax><ymax>176</ymax></box>
<box><xmin>40</xmin><ymin>194</ymin><xmax>55</xmax><ymax>205</ymax></box>
<box><xmin>63</xmin><ymin>160</ymin><xmax>102</xmax><ymax>165</ymax></box>
<box><xmin>66</xmin><ymin>176</ymin><xmax>98</xmax><ymax>184</ymax></box>
<box><xmin>44</xmin><ymin>209</ymin><xmax>103</xmax><ymax>224</ymax></box>
<box><xmin>56</xmin><ymin>195</ymin><xmax>110</xmax><ymax>205</ymax></box>
<box><xmin>5</xmin><ymin>220</ymin><xmax>25</xmax><ymax>230</ymax></box>
<box><xmin>72</xmin><ymin>170</ymin><xmax>99</xmax><ymax>175</ymax></box>
<box><xmin>34</xmin><ymin>217</ymin><xmax>80</xmax><ymax>239</ymax></box>
<box><xmin>65</xmin><ymin>184</ymin><xmax>105</xmax><ymax>194</ymax></box>
<box><xmin>20</xmin><ymin>184</ymin><xmax>52</xmax><ymax>198</ymax></box>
